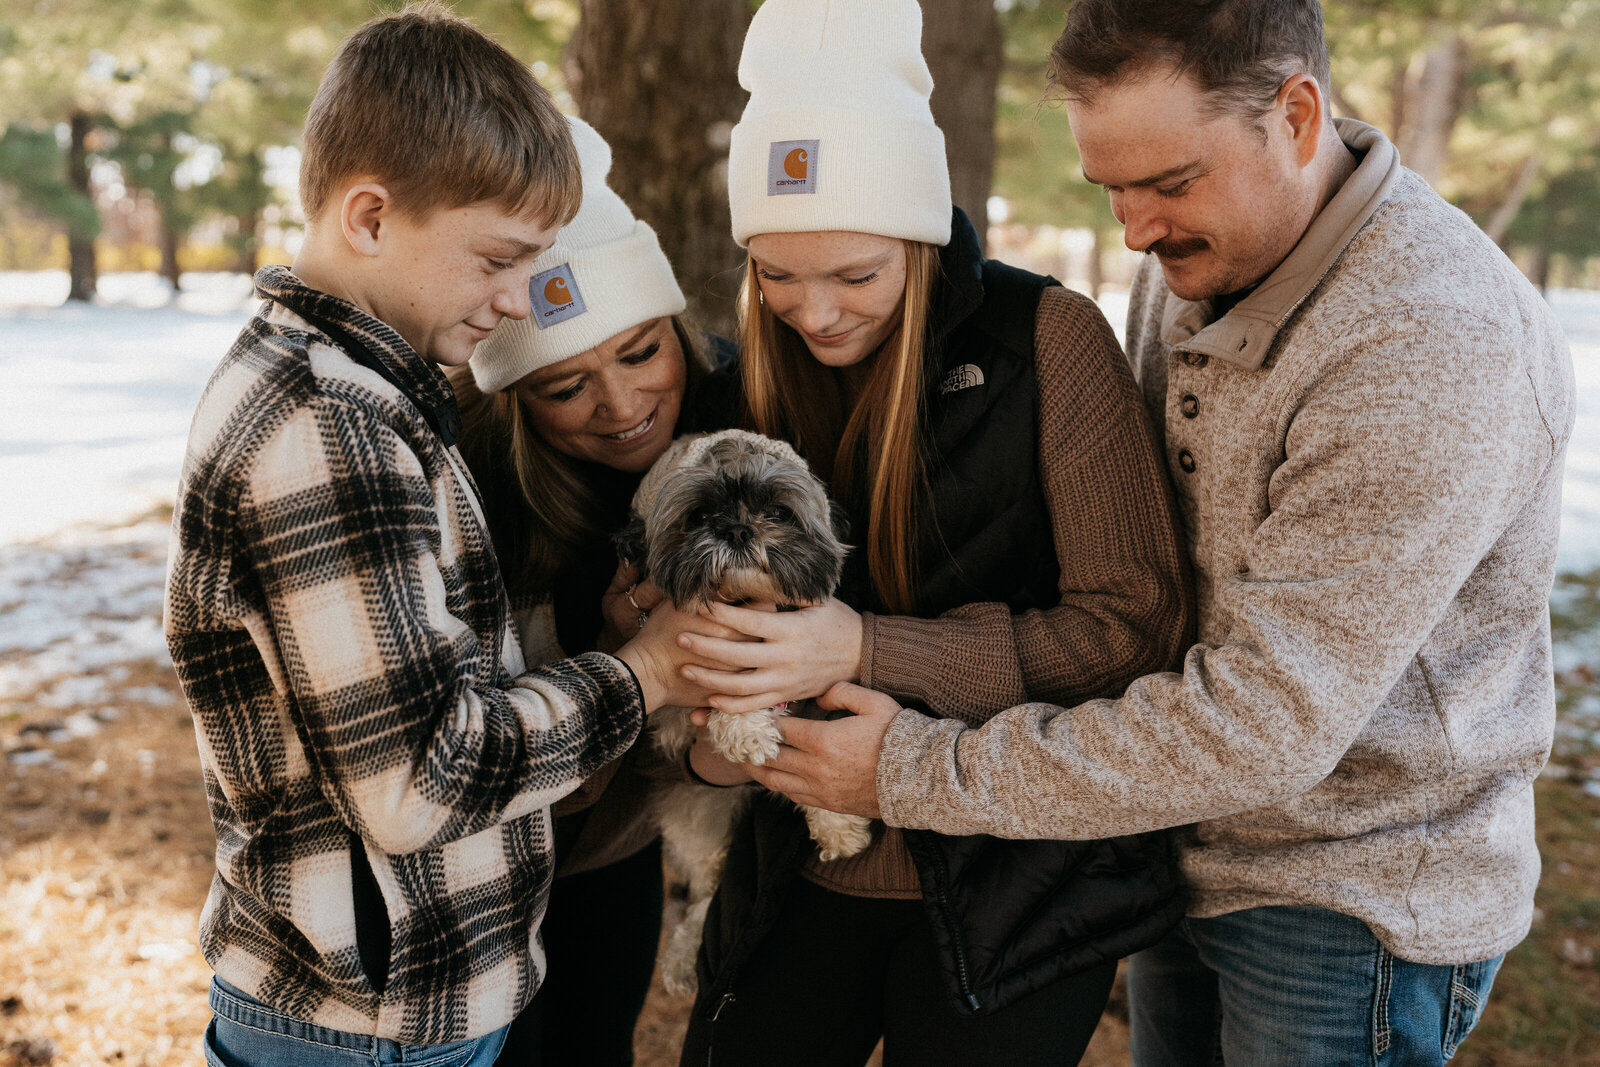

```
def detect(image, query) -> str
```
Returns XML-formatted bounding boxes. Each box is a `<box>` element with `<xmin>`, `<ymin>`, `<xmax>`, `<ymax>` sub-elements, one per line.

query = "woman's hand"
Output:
<box><xmin>686</xmin><ymin>734</ymin><xmax>755</xmax><ymax>787</ymax></box>
<box><xmin>598</xmin><ymin>562</ymin><xmax>664</xmax><ymax>655</ymax></box>
<box><xmin>613</xmin><ymin>598</ymin><xmax>746</xmax><ymax>713</ymax></box>
<box><xmin>677</xmin><ymin>597</ymin><xmax>864</xmax><ymax>715</ymax></box>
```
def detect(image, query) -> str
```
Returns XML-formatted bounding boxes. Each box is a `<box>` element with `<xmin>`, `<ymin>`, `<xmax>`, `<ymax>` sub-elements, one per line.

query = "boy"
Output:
<box><xmin>164</xmin><ymin>5</ymin><xmax>700</xmax><ymax>1061</ymax></box>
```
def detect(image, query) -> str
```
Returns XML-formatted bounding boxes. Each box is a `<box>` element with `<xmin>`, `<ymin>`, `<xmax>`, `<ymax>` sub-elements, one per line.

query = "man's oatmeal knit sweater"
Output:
<box><xmin>875</xmin><ymin>120</ymin><xmax>1574</xmax><ymax>965</ymax></box>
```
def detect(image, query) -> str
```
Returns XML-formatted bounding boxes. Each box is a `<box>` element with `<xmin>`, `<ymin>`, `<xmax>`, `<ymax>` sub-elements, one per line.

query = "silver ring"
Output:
<box><xmin>626</xmin><ymin>584</ymin><xmax>642</xmax><ymax>611</ymax></box>
<box><xmin>637</xmin><ymin>611</ymin><xmax>649</xmax><ymax>630</ymax></box>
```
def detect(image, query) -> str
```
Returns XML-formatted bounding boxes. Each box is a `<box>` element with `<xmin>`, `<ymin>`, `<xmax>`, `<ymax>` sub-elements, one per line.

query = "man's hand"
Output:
<box><xmin>742</xmin><ymin>682</ymin><xmax>902</xmax><ymax>819</ymax></box>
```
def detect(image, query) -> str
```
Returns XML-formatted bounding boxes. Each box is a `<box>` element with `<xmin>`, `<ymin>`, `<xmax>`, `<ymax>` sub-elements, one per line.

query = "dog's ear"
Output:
<box><xmin>613</xmin><ymin>512</ymin><xmax>649</xmax><ymax>572</ymax></box>
<box><xmin>828</xmin><ymin>500</ymin><xmax>851</xmax><ymax>544</ymax></box>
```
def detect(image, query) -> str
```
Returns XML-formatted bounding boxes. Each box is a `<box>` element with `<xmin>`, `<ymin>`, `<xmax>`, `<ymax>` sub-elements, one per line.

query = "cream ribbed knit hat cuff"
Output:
<box><xmin>470</xmin><ymin>222</ymin><xmax>684</xmax><ymax>393</ymax></box>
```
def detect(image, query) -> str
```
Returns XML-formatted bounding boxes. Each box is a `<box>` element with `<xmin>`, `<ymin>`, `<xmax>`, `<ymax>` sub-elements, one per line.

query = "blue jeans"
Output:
<box><xmin>203</xmin><ymin>978</ymin><xmax>510</xmax><ymax>1067</ymax></box>
<box><xmin>1126</xmin><ymin>906</ymin><xmax>1501</xmax><ymax>1067</ymax></box>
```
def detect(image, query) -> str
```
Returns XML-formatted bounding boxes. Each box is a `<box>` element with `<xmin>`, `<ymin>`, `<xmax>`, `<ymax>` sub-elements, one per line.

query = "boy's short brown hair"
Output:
<box><xmin>300</xmin><ymin>1</ymin><xmax>580</xmax><ymax>226</ymax></box>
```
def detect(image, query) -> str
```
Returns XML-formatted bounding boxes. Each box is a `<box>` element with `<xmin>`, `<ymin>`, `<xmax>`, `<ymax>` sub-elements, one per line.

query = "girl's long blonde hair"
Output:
<box><xmin>738</xmin><ymin>241</ymin><xmax>941</xmax><ymax>614</ymax></box>
<box><xmin>448</xmin><ymin>317</ymin><xmax>708</xmax><ymax>599</ymax></box>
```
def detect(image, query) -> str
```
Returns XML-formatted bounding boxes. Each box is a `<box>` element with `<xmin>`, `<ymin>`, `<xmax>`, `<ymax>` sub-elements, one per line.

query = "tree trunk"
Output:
<box><xmin>923</xmin><ymin>0</ymin><xmax>1002</xmax><ymax>252</ymax></box>
<box><xmin>1396</xmin><ymin>34</ymin><xmax>1467</xmax><ymax>188</ymax></box>
<box><xmin>159</xmin><ymin>218</ymin><xmax>182</xmax><ymax>291</ymax></box>
<box><xmin>157</xmin><ymin>129</ymin><xmax>182</xmax><ymax>291</ymax></box>
<box><xmin>1529</xmin><ymin>245</ymin><xmax>1550</xmax><ymax>293</ymax></box>
<box><xmin>67</xmin><ymin>111</ymin><xmax>97</xmax><ymax>303</ymax></box>
<box><xmin>233</xmin><ymin>149</ymin><xmax>265</xmax><ymax>275</ymax></box>
<box><xmin>1483</xmin><ymin>150</ymin><xmax>1541</xmax><ymax>248</ymax></box>
<box><xmin>1389</xmin><ymin>64</ymin><xmax>1407</xmax><ymax>151</ymax></box>
<box><xmin>234</xmin><ymin>208</ymin><xmax>260</xmax><ymax>275</ymax></box>
<box><xmin>1328</xmin><ymin>82</ymin><xmax>1365</xmax><ymax>125</ymax></box>
<box><xmin>1087</xmin><ymin>226</ymin><xmax>1106</xmax><ymax>302</ymax></box>
<box><xmin>568</xmin><ymin>0</ymin><xmax>750</xmax><ymax>339</ymax></box>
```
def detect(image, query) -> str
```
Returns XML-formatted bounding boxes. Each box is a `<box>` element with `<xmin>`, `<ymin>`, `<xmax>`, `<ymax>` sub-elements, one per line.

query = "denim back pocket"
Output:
<box><xmin>1442</xmin><ymin>955</ymin><xmax>1502</xmax><ymax>1060</ymax></box>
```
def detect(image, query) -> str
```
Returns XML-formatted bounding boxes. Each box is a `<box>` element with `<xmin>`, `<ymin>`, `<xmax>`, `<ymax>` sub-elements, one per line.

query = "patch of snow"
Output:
<box><xmin>0</xmin><ymin>271</ymin><xmax>258</xmax><ymax>543</ymax></box>
<box><xmin>0</xmin><ymin>515</ymin><xmax>173</xmax><ymax>701</ymax></box>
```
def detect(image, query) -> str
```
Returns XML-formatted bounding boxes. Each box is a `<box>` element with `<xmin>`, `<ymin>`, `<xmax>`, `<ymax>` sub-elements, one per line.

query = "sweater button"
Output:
<box><xmin>1178</xmin><ymin>449</ymin><xmax>1196</xmax><ymax>473</ymax></box>
<box><xmin>1183</xmin><ymin>352</ymin><xmax>1209</xmax><ymax>368</ymax></box>
<box><xmin>1181</xmin><ymin>394</ymin><xmax>1199</xmax><ymax>419</ymax></box>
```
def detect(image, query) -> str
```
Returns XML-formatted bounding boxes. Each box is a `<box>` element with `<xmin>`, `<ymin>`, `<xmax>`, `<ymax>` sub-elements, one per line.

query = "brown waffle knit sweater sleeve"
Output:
<box><xmin>859</xmin><ymin>285</ymin><xmax>1195</xmax><ymax>725</ymax></box>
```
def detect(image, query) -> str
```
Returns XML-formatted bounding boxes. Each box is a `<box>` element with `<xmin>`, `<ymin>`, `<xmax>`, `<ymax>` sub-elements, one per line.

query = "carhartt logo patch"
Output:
<box><xmin>939</xmin><ymin>364</ymin><xmax>985</xmax><ymax>394</ymax></box>
<box><xmin>530</xmin><ymin>264</ymin><xmax>585</xmax><ymax>328</ymax></box>
<box><xmin>768</xmin><ymin>139</ymin><xmax>818</xmax><ymax>195</ymax></box>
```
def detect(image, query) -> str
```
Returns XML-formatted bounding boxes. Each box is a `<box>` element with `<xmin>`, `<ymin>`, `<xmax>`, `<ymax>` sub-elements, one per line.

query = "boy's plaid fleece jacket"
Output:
<box><xmin>164</xmin><ymin>266</ymin><xmax>645</xmax><ymax>1044</ymax></box>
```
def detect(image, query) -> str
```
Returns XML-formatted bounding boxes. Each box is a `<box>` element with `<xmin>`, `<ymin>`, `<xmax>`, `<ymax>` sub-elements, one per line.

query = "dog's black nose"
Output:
<box><xmin>727</xmin><ymin>525</ymin><xmax>753</xmax><ymax>547</ymax></box>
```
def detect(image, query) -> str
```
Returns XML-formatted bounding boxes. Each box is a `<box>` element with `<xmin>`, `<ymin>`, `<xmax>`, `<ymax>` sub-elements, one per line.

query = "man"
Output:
<box><xmin>743</xmin><ymin>1</ymin><xmax>1575</xmax><ymax>1062</ymax></box>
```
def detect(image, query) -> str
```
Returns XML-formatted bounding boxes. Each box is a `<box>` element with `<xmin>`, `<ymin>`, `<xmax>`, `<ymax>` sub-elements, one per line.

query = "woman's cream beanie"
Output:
<box><xmin>727</xmin><ymin>0</ymin><xmax>952</xmax><ymax>248</ymax></box>
<box><xmin>471</xmin><ymin>116</ymin><xmax>686</xmax><ymax>393</ymax></box>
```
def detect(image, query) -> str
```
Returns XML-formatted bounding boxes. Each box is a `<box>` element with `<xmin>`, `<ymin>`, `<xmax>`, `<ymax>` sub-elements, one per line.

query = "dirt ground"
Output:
<box><xmin>0</xmin><ymin>651</ymin><xmax>1131</xmax><ymax>1067</ymax></box>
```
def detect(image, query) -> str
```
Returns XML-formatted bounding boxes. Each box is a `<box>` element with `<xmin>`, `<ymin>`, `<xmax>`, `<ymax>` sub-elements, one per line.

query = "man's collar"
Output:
<box><xmin>1160</xmin><ymin>119</ymin><xmax>1403</xmax><ymax>369</ymax></box>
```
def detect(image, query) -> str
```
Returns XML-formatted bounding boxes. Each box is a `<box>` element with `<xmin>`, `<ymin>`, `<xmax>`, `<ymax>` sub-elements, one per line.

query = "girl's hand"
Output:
<box><xmin>677</xmin><ymin>597</ymin><xmax>863</xmax><ymax>715</ymax></box>
<box><xmin>686</xmin><ymin>734</ymin><xmax>755</xmax><ymax>786</ymax></box>
<box><xmin>598</xmin><ymin>562</ymin><xmax>663</xmax><ymax>655</ymax></box>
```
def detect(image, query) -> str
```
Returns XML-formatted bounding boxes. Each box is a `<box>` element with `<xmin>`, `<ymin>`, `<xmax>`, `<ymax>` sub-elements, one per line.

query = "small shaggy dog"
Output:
<box><xmin>616</xmin><ymin>429</ymin><xmax>873</xmax><ymax>994</ymax></box>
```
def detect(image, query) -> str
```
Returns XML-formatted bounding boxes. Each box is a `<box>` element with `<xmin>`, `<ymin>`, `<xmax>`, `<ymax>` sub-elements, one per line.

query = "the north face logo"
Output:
<box><xmin>530</xmin><ymin>264</ymin><xmax>586</xmax><ymax>329</ymax></box>
<box><xmin>768</xmin><ymin>139</ymin><xmax>819</xmax><ymax>196</ymax></box>
<box><xmin>939</xmin><ymin>364</ymin><xmax>985</xmax><ymax>394</ymax></box>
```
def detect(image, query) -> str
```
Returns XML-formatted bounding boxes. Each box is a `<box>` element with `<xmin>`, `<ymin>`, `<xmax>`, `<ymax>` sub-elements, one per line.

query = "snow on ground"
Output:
<box><xmin>0</xmin><ymin>269</ymin><xmax>1597</xmax><ymax>730</ymax></box>
<box><xmin>0</xmin><ymin>271</ymin><xmax>259</xmax><ymax>543</ymax></box>
<box><xmin>1550</xmin><ymin>287</ymin><xmax>1600</xmax><ymax>575</ymax></box>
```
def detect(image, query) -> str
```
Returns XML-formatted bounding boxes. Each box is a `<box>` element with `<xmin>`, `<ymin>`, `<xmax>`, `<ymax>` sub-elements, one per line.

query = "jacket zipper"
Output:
<box><xmin>928</xmin><ymin>847</ymin><xmax>982</xmax><ymax>1012</ymax></box>
<box><xmin>700</xmin><ymin>983</ymin><xmax>737</xmax><ymax>1066</ymax></box>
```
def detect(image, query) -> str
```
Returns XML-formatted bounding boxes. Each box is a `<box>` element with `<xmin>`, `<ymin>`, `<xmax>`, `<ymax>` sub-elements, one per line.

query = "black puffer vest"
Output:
<box><xmin>691</xmin><ymin>210</ymin><xmax>1185</xmax><ymax>1033</ymax></box>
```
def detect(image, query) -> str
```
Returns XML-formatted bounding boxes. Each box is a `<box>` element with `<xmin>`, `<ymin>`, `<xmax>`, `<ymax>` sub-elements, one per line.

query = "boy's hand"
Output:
<box><xmin>614</xmin><ymin>600</ymin><xmax>743</xmax><ymax>713</ymax></box>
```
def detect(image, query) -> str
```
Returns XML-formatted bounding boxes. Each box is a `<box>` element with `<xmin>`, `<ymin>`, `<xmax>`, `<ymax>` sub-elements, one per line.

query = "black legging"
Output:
<box><xmin>679</xmin><ymin>878</ymin><xmax>1116</xmax><ymax>1067</ymax></box>
<box><xmin>497</xmin><ymin>839</ymin><xmax>665</xmax><ymax>1066</ymax></box>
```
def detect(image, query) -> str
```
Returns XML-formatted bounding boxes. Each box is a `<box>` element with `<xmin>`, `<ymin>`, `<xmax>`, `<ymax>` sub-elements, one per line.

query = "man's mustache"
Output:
<box><xmin>1148</xmin><ymin>237</ymin><xmax>1208</xmax><ymax>260</ymax></box>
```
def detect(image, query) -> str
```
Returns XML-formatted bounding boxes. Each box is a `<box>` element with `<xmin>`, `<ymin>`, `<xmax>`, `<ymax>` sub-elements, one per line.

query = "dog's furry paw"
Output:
<box><xmin>707</xmin><ymin>707</ymin><xmax>784</xmax><ymax>766</ymax></box>
<box><xmin>804</xmin><ymin>806</ymin><xmax>874</xmax><ymax>861</ymax></box>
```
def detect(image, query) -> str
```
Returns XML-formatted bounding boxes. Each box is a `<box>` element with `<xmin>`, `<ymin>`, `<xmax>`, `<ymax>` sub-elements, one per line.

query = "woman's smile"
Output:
<box><xmin>601</xmin><ymin>409</ymin><xmax>658</xmax><ymax>443</ymax></box>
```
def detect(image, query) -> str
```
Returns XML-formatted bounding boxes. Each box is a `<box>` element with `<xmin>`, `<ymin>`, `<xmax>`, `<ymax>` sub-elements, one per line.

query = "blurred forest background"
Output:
<box><xmin>4</xmin><ymin>0</ymin><xmax>1600</xmax><ymax>333</ymax></box>
<box><xmin>2</xmin><ymin>2</ymin><xmax>1599</xmax><ymax>1065</ymax></box>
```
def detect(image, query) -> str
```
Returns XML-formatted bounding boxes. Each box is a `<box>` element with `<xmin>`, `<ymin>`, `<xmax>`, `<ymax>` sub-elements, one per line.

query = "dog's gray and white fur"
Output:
<box><xmin>616</xmin><ymin>429</ymin><xmax>873</xmax><ymax>994</ymax></box>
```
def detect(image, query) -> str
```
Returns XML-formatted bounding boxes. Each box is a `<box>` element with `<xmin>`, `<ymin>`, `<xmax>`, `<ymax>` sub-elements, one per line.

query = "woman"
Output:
<box><xmin>664</xmin><ymin>2</ymin><xmax>1197</xmax><ymax>1064</ymax></box>
<box><xmin>450</xmin><ymin>117</ymin><xmax>732</xmax><ymax>1067</ymax></box>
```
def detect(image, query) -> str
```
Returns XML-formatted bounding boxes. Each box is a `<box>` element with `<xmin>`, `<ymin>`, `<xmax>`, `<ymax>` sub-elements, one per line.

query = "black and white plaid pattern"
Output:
<box><xmin>166</xmin><ymin>267</ymin><xmax>644</xmax><ymax>1043</ymax></box>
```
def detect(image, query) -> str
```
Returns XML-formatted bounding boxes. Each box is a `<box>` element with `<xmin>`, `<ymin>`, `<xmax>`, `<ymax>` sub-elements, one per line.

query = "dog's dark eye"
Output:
<box><xmin>767</xmin><ymin>504</ymin><xmax>794</xmax><ymax>524</ymax></box>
